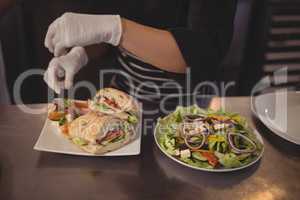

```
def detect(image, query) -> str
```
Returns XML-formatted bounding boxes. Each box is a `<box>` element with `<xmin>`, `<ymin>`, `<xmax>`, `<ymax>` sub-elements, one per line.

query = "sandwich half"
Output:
<box><xmin>89</xmin><ymin>88</ymin><xmax>139</xmax><ymax>124</ymax></box>
<box><xmin>69</xmin><ymin>111</ymin><xmax>136</xmax><ymax>154</ymax></box>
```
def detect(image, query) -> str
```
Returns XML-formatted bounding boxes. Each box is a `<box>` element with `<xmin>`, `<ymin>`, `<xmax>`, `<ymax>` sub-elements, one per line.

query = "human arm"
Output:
<box><xmin>120</xmin><ymin>18</ymin><xmax>187</xmax><ymax>73</ymax></box>
<box><xmin>44</xmin><ymin>13</ymin><xmax>186</xmax><ymax>73</ymax></box>
<box><xmin>44</xmin><ymin>0</ymin><xmax>237</xmax><ymax>82</ymax></box>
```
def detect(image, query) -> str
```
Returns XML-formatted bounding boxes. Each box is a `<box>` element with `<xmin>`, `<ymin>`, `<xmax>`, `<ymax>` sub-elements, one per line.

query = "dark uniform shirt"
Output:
<box><xmin>113</xmin><ymin>0</ymin><xmax>237</xmax><ymax>102</ymax></box>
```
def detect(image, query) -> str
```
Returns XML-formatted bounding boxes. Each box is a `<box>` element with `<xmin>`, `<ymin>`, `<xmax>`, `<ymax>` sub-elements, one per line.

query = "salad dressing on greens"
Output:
<box><xmin>156</xmin><ymin>105</ymin><xmax>263</xmax><ymax>170</ymax></box>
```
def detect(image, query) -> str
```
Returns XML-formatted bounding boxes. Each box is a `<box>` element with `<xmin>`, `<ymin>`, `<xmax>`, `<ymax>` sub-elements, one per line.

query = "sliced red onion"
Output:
<box><xmin>184</xmin><ymin>133</ymin><xmax>206</xmax><ymax>150</ymax></box>
<box><xmin>182</xmin><ymin>122</ymin><xmax>192</xmax><ymax>136</ymax></box>
<box><xmin>181</xmin><ymin>121</ymin><xmax>207</xmax><ymax>150</ymax></box>
<box><xmin>66</xmin><ymin>107</ymin><xmax>76</xmax><ymax>122</ymax></box>
<box><xmin>183</xmin><ymin>114</ymin><xmax>205</xmax><ymax>123</ymax></box>
<box><xmin>227</xmin><ymin>132</ymin><xmax>257</xmax><ymax>153</ymax></box>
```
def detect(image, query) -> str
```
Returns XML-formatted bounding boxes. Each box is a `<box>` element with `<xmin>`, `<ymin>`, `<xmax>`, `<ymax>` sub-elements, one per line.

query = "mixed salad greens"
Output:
<box><xmin>156</xmin><ymin>105</ymin><xmax>263</xmax><ymax>170</ymax></box>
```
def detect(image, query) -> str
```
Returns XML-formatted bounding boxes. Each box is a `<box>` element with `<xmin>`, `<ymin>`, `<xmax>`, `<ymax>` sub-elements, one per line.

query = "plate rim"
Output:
<box><xmin>253</xmin><ymin>92</ymin><xmax>300</xmax><ymax>145</ymax></box>
<box><xmin>153</xmin><ymin>122</ymin><xmax>264</xmax><ymax>172</ymax></box>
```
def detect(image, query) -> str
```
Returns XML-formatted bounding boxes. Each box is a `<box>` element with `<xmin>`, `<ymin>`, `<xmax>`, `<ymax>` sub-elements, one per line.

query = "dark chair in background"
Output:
<box><xmin>220</xmin><ymin>0</ymin><xmax>269</xmax><ymax>96</ymax></box>
<box><xmin>0</xmin><ymin>0</ymin><xmax>269</xmax><ymax>104</ymax></box>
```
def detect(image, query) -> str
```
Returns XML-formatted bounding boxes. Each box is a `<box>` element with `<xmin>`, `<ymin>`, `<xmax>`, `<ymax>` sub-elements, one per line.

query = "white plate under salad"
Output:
<box><xmin>154</xmin><ymin>105</ymin><xmax>264</xmax><ymax>172</ymax></box>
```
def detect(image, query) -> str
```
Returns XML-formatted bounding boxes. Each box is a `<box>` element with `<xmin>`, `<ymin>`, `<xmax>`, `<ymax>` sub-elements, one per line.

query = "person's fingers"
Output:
<box><xmin>52</xmin><ymin>34</ymin><xmax>59</xmax><ymax>46</ymax></box>
<box><xmin>64</xmin><ymin>71</ymin><xmax>74</xmax><ymax>89</ymax></box>
<box><xmin>52</xmin><ymin>35</ymin><xmax>68</xmax><ymax>56</ymax></box>
<box><xmin>44</xmin><ymin>22</ymin><xmax>57</xmax><ymax>53</ymax></box>
<box><xmin>52</xmin><ymin>60</ymin><xmax>65</xmax><ymax>94</ymax></box>
<box><xmin>46</xmin><ymin>58</ymin><xmax>63</xmax><ymax>94</ymax></box>
<box><xmin>43</xmin><ymin>70</ymin><xmax>50</xmax><ymax>88</ymax></box>
<box><xmin>56</xmin><ymin>67</ymin><xmax>65</xmax><ymax>80</ymax></box>
<box><xmin>56</xmin><ymin>81</ymin><xmax>64</xmax><ymax>94</ymax></box>
<box><xmin>54</xmin><ymin>41</ymin><xmax>67</xmax><ymax>57</ymax></box>
<box><xmin>44</xmin><ymin>68</ymin><xmax>57</xmax><ymax>93</ymax></box>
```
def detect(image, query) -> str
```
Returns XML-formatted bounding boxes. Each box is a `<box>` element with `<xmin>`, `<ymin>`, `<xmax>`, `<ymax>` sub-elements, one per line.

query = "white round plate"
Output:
<box><xmin>154</xmin><ymin>124</ymin><xmax>264</xmax><ymax>172</ymax></box>
<box><xmin>253</xmin><ymin>91</ymin><xmax>300</xmax><ymax>145</ymax></box>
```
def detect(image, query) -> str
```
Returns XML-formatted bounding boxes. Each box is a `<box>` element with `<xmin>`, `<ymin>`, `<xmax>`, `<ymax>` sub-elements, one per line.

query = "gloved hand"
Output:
<box><xmin>44</xmin><ymin>46</ymin><xmax>88</xmax><ymax>94</ymax></box>
<box><xmin>44</xmin><ymin>12</ymin><xmax>122</xmax><ymax>57</ymax></box>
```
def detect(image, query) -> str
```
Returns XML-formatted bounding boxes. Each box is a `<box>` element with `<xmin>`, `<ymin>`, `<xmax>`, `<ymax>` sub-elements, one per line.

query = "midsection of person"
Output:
<box><xmin>42</xmin><ymin>0</ymin><xmax>237</xmax><ymax>101</ymax></box>
<box><xmin>113</xmin><ymin>47</ymin><xmax>187</xmax><ymax>102</ymax></box>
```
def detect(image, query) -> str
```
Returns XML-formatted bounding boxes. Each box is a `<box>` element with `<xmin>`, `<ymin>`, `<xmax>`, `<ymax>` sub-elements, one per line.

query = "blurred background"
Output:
<box><xmin>0</xmin><ymin>0</ymin><xmax>299</xmax><ymax>104</ymax></box>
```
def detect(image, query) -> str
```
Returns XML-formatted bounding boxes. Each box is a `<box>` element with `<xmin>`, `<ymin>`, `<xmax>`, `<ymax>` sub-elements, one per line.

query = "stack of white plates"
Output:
<box><xmin>253</xmin><ymin>91</ymin><xmax>300</xmax><ymax>145</ymax></box>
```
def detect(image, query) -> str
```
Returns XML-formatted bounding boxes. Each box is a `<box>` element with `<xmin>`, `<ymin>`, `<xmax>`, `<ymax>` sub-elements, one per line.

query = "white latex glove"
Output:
<box><xmin>44</xmin><ymin>46</ymin><xmax>88</xmax><ymax>94</ymax></box>
<box><xmin>45</xmin><ymin>12</ymin><xmax>122</xmax><ymax>57</ymax></box>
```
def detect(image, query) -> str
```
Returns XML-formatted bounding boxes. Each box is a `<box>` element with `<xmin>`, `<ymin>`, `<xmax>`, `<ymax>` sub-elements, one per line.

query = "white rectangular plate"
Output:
<box><xmin>34</xmin><ymin>113</ymin><xmax>142</xmax><ymax>156</ymax></box>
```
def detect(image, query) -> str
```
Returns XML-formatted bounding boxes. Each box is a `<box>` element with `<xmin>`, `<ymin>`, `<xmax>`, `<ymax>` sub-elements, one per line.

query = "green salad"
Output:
<box><xmin>156</xmin><ymin>105</ymin><xmax>263</xmax><ymax>170</ymax></box>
